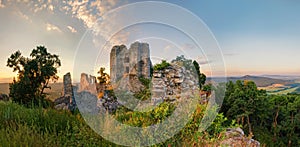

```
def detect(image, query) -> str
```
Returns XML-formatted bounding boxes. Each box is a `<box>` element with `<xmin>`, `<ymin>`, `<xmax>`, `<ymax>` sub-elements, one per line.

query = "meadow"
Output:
<box><xmin>0</xmin><ymin>100</ymin><xmax>236</xmax><ymax>146</ymax></box>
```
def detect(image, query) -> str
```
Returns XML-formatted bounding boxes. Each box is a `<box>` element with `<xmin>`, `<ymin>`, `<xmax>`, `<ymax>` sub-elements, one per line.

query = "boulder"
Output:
<box><xmin>220</xmin><ymin>128</ymin><xmax>260</xmax><ymax>147</ymax></box>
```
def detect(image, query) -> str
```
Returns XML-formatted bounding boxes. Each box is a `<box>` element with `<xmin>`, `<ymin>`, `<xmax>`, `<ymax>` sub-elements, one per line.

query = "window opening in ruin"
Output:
<box><xmin>126</xmin><ymin>66</ymin><xmax>129</xmax><ymax>73</ymax></box>
<box><xmin>125</xmin><ymin>57</ymin><xmax>129</xmax><ymax>63</ymax></box>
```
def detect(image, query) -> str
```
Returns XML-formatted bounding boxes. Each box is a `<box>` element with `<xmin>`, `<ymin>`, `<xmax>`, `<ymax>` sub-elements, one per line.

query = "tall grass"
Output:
<box><xmin>0</xmin><ymin>101</ymin><xmax>115</xmax><ymax>146</ymax></box>
<box><xmin>0</xmin><ymin>101</ymin><xmax>235</xmax><ymax>146</ymax></box>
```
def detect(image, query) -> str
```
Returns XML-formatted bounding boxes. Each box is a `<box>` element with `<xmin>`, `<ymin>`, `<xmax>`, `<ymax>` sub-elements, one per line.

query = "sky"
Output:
<box><xmin>0</xmin><ymin>0</ymin><xmax>300</xmax><ymax>83</ymax></box>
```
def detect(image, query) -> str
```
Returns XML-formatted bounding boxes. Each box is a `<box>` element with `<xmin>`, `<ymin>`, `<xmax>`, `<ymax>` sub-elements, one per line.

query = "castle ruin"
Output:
<box><xmin>110</xmin><ymin>42</ymin><xmax>152</xmax><ymax>83</ymax></box>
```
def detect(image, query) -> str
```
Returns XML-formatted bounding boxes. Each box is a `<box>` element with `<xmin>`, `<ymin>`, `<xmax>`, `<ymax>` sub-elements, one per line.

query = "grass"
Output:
<box><xmin>0</xmin><ymin>99</ymin><xmax>236</xmax><ymax>146</ymax></box>
<box><xmin>269</xmin><ymin>87</ymin><xmax>299</xmax><ymax>95</ymax></box>
<box><xmin>0</xmin><ymin>101</ymin><xmax>114</xmax><ymax>146</ymax></box>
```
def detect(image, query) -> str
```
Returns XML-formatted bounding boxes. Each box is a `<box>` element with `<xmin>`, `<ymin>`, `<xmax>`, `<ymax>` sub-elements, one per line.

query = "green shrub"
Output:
<box><xmin>153</xmin><ymin>60</ymin><xmax>170</xmax><ymax>71</ymax></box>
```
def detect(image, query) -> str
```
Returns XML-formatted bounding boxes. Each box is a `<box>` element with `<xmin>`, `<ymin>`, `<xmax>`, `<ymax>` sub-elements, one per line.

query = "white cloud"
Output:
<box><xmin>46</xmin><ymin>23</ymin><xmax>62</xmax><ymax>32</ymax></box>
<box><xmin>65</xmin><ymin>0</ymin><xmax>98</xmax><ymax>29</ymax></box>
<box><xmin>181</xmin><ymin>43</ymin><xmax>195</xmax><ymax>50</ymax></box>
<box><xmin>164</xmin><ymin>45</ymin><xmax>172</xmax><ymax>51</ymax></box>
<box><xmin>15</xmin><ymin>10</ymin><xmax>31</xmax><ymax>22</ymax></box>
<box><xmin>48</xmin><ymin>4</ymin><xmax>54</xmax><ymax>12</ymax></box>
<box><xmin>67</xmin><ymin>25</ymin><xmax>77</xmax><ymax>33</ymax></box>
<box><xmin>0</xmin><ymin>0</ymin><xmax>5</xmax><ymax>8</ymax></box>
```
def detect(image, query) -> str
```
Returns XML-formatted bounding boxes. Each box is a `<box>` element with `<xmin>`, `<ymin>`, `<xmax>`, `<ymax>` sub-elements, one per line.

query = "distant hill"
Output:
<box><xmin>0</xmin><ymin>83</ymin><xmax>9</xmax><ymax>94</ymax></box>
<box><xmin>0</xmin><ymin>83</ymin><xmax>63</xmax><ymax>101</ymax></box>
<box><xmin>207</xmin><ymin>75</ymin><xmax>295</xmax><ymax>87</ymax></box>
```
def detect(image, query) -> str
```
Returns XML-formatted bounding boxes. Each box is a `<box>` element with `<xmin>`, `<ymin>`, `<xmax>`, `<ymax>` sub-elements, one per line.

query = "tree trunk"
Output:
<box><xmin>247</xmin><ymin>115</ymin><xmax>252</xmax><ymax>135</ymax></box>
<box><xmin>273</xmin><ymin>107</ymin><xmax>279</xmax><ymax>142</ymax></box>
<box><xmin>288</xmin><ymin>112</ymin><xmax>294</xmax><ymax>147</ymax></box>
<box><xmin>41</xmin><ymin>79</ymin><xmax>49</xmax><ymax>96</ymax></box>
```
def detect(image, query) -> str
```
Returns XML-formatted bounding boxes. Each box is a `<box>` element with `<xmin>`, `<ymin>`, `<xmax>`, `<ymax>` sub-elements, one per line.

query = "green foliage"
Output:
<box><xmin>221</xmin><ymin>80</ymin><xmax>268</xmax><ymax>134</ymax></box>
<box><xmin>114</xmin><ymin>99</ymin><xmax>236</xmax><ymax>146</ymax></box>
<box><xmin>193</xmin><ymin>60</ymin><xmax>206</xmax><ymax>89</ymax></box>
<box><xmin>171</xmin><ymin>55</ymin><xmax>194</xmax><ymax>71</ymax></box>
<box><xmin>153</xmin><ymin>60</ymin><xmax>170</xmax><ymax>71</ymax></box>
<box><xmin>220</xmin><ymin>80</ymin><xmax>300</xmax><ymax>146</ymax></box>
<box><xmin>139</xmin><ymin>77</ymin><xmax>151</xmax><ymax>89</ymax></box>
<box><xmin>203</xmin><ymin>83</ymin><xmax>212</xmax><ymax>92</ymax></box>
<box><xmin>7</xmin><ymin>46</ymin><xmax>61</xmax><ymax>107</ymax></box>
<box><xmin>0</xmin><ymin>97</ymin><xmax>237</xmax><ymax>146</ymax></box>
<box><xmin>116</xmin><ymin>102</ymin><xmax>176</xmax><ymax>127</ymax></box>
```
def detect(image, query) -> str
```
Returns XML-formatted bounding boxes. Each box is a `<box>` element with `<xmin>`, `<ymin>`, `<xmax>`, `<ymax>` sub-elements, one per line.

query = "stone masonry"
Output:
<box><xmin>54</xmin><ymin>72</ymin><xmax>76</xmax><ymax>111</ymax></box>
<box><xmin>79</xmin><ymin>73</ymin><xmax>97</xmax><ymax>95</ymax></box>
<box><xmin>110</xmin><ymin>42</ymin><xmax>152</xmax><ymax>83</ymax></box>
<box><xmin>151</xmin><ymin>63</ymin><xmax>199</xmax><ymax>104</ymax></box>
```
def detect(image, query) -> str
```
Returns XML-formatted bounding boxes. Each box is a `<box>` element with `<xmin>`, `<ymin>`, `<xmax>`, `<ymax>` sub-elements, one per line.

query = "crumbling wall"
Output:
<box><xmin>110</xmin><ymin>42</ymin><xmax>152</xmax><ymax>84</ymax></box>
<box><xmin>151</xmin><ymin>64</ymin><xmax>199</xmax><ymax>103</ymax></box>
<box><xmin>54</xmin><ymin>72</ymin><xmax>76</xmax><ymax>111</ymax></box>
<box><xmin>79</xmin><ymin>73</ymin><xmax>97</xmax><ymax>95</ymax></box>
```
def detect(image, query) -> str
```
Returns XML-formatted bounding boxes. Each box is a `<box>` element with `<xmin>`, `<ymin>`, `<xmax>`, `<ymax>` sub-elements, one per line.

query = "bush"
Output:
<box><xmin>153</xmin><ymin>60</ymin><xmax>170</xmax><ymax>71</ymax></box>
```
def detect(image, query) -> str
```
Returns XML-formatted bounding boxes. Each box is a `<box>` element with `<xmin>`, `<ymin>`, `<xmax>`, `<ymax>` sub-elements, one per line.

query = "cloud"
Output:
<box><xmin>0</xmin><ymin>0</ymin><xmax>4</xmax><ymax>8</ymax></box>
<box><xmin>15</xmin><ymin>10</ymin><xmax>31</xmax><ymax>22</ymax></box>
<box><xmin>67</xmin><ymin>25</ymin><xmax>77</xmax><ymax>33</ymax></box>
<box><xmin>62</xmin><ymin>0</ymin><xmax>126</xmax><ymax>29</ymax></box>
<box><xmin>65</xmin><ymin>0</ymin><xmax>96</xmax><ymax>29</ymax></box>
<box><xmin>46</xmin><ymin>23</ymin><xmax>62</xmax><ymax>32</ymax></box>
<box><xmin>199</xmin><ymin>60</ymin><xmax>212</xmax><ymax>65</ymax></box>
<box><xmin>1</xmin><ymin>0</ymin><xmax>128</xmax><ymax>42</ymax></box>
<box><xmin>196</xmin><ymin>56</ymin><xmax>212</xmax><ymax>65</ymax></box>
<box><xmin>109</xmin><ymin>30</ymin><xmax>130</xmax><ymax>45</ymax></box>
<box><xmin>48</xmin><ymin>4</ymin><xmax>54</xmax><ymax>12</ymax></box>
<box><xmin>33</xmin><ymin>3</ymin><xmax>48</xmax><ymax>13</ymax></box>
<box><xmin>181</xmin><ymin>43</ymin><xmax>195</xmax><ymax>50</ymax></box>
<box><xmin>223</xmin><ymin>53</ymin><xmax>238</xmax><ymax>57</ymax></box>
<box><xmin>164</xmin><ymin>45</ymin><xmax>172</xmax><ymax>51</ymax></box>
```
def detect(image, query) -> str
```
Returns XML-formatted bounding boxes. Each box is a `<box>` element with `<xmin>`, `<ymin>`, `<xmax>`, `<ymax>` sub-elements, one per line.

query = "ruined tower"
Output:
<box><xmin>110</xmin><ymin>42</ymin><xmax>152</xmax><ymax>83</ymax></box>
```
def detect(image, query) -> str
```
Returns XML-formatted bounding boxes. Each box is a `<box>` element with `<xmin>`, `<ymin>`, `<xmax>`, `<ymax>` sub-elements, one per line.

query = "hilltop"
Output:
<box><xmin>207</xmin><ymin>75</ymin><xmax>300</xmax><ymax>94</ymax></box>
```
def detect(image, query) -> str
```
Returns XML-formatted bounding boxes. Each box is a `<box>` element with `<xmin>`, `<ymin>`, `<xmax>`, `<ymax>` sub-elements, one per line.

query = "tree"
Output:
<box><xmin>97</xmin><ymin>67</ymin><xmax>110</xmax><ymax>84</ymax></box>
<box><xmin>220</xmin><ymin>80</ymin><xmax>267</xmax><ymax>135</ymax></box>
<box><xmin>7</xmin><ymin>46</ymin><xmax>61</xmax><ymax>107</ymax></box>
<box><xmin>193</xmin><ymin>60</ymin><xmax>206</xmax><ymax>89</ymax></box>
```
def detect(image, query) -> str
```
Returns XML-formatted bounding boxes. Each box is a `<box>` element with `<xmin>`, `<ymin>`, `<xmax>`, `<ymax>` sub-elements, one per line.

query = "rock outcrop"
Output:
<box><xmin>220</xmin><ymin>128</ymin><xmax>260</xmax><ymax>147</ymax></box>
<box><xmin>75</xmin><ymin>72</ymin><xmax>120</xmax><ymax>114</ymax></box>
<box><xmin>97</xmin><ymin>90</ymin><xmax>120</xmax><ymax>113</ymax></box>
<box><xmin>54</xmin><ymin>72</ymin><xmax>76</xmax><ymax>111</ymax></box>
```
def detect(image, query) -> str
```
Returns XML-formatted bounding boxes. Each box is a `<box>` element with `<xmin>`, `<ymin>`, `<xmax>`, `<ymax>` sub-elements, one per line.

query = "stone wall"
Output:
<box><xmin>110</xmin><ymin>42</ymin><xmax>152</xmax><ymax>84</ymax></box>
<box><xmin>54</xmin><ymin>72</ymin><xmax>76</xmax><ymax>111</ymax></box>
<box><xmin>75</xmin><ymin>73</ymin><xmax>120</xmax><ymax>114</ymax></box>
<box><xmin>79</xmin><ymin>73</ymin><xmax>97</xmax><ymax>95</ymax></box>
<box><xmin>151</xmin><ymin>64</ymin><xmax>199</xmax><ymax>103</ymax></box>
